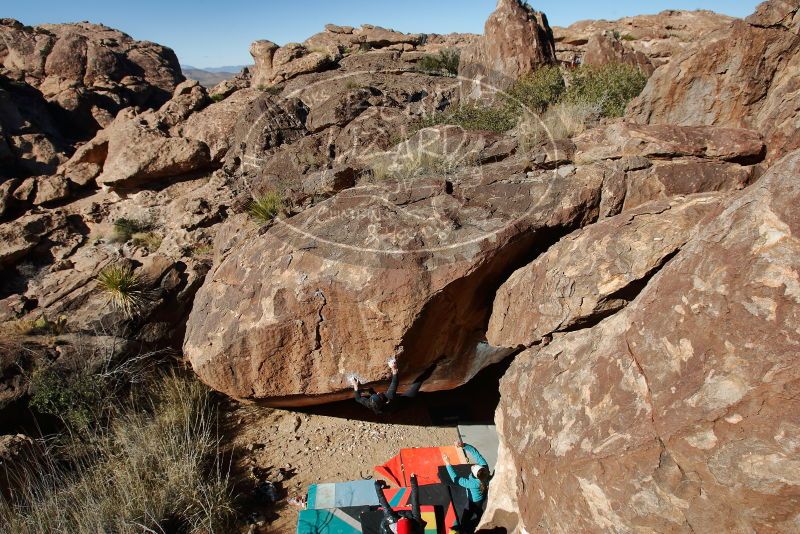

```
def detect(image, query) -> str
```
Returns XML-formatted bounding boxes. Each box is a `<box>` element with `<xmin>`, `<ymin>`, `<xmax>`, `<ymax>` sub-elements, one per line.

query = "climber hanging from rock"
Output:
<box><xmin>350</xmin><ymin>357</ymin><xmax>436</xmax><ymax>415</ymax></box>
<box><xmin>373</xmin><ymin>475</ymin><xmax>426</xmax><ymax>534</ymax></box>
<box><xmin>442</xmin><ymin>440</ymin><xmax>492</xmax><ymax>532</ymax></box>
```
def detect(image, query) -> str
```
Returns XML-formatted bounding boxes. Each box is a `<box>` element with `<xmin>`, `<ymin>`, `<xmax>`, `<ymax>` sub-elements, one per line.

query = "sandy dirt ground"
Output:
<box><xmin>226</xmin><ymin>400</ymin><xmax>461</xmax><ymax>533</ymax></box>
<box><xmin>224</xmin><ymin>361</ymin><xmax>506</xmax><ymax>533</ymax></box>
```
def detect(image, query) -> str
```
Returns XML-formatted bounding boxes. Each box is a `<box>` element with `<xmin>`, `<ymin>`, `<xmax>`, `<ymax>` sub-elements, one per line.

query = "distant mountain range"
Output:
<box><xmin>180</xmin><ymin>64</ymin><xmax>251</xmax><ymax>88</ymax></box>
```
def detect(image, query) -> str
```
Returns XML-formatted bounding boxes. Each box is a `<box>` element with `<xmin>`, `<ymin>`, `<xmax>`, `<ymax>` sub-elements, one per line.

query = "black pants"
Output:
<box><xmin>455</xmin><ymin>500</ymin><xmax>485</xmax><ymax>533</ymax></box>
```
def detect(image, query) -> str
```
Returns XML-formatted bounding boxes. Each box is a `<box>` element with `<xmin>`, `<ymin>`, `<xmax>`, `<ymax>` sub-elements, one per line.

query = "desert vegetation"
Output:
<box><xmin>416</xmin><ymin>49</ymin><xmax>460</xmax><ymax>76</ymax></box>
<box><xmin>96</xmin><ymin>264</ymin><xmax>149</xmax><ymax>318</ymax></box>
<box><xmin>1</xmin><ymin>372</ymin><xmax>234</xmax><ymax>533</ymax></box>
<box><xmin>421</xmin><ymin>63</ymin><xmax>647</xmax><ymax>145</ymax></box>
<box><xmin>248</xmin><ymin>192</ymin><xmax>285</xmax><ymax>224</ymax></box>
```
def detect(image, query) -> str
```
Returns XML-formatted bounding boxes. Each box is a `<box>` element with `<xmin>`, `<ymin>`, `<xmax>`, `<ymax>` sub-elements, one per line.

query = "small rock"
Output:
<box><xmin>278</xmin><ymin>414</ymin><xmax>302</xmax><ymax>434</ymax></box>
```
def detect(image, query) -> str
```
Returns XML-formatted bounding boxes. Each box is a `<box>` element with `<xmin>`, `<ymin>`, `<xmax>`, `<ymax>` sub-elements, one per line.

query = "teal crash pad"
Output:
<box><xmin>297</xmin><ymin>507</ymin><xmax>368</xmax><ymax>534</ymax></box>
<box><xmin>307</xmin><ymin>480</ymin><xmax>380</xmax><ymax>509</ymax></box>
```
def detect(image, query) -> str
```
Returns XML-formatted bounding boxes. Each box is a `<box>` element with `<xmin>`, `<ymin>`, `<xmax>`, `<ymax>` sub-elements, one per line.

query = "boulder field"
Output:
<box><xmin>0</xmin><ymin>0</ymin><xmax>798</xmax><ymax>531</ymax></box>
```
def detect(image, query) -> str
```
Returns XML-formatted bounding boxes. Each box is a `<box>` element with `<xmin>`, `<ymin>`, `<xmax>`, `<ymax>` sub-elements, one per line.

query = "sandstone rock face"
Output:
<box><xmin>178</xmin><ymin>88</ymin><xmax>263</xmax><ymax>162</ymax></box>
<box><xmin>0</xmin><ymin>19</ymin><xmax>183</xmax><ymax>138</ymax></box>
<box><xmin>459</xmin><ymin>0</ymin><xmax>556</xmax><ymax>98</ymax></box>
<box><xmin>488</xmin><ymin>150</ymin><xmax>800</xmax><ymax>533</ymax></box>
<box><xmin>488</xmin><ymin>193</ymin><xmax>721</xmax><ymax>348</ymax></box>
<box><xmin>582</xmin><ymin>32</ymin><xmax>654</xmax><ymax>74</ymax></box>
<box><xmin>93</xmin><ymin>110</ymin><xmax>211</xmax><ymax>189</ymax></box>
<box><xmin>184</xmin><ymin>165</ymin><xmax>605</xmax><ymax>405</ymax></box>
<box><xmin>574</xmin><ymin>122</ymin><xmax>764</xmax><ymax>213</ymax></box>
<box><xmin>553</xmin><ymin>10</ymin><xmax>735</xmax><ymax>68</ymax></box>
<box><xmin>627</xmin><ymin>0</ymin><xmax>800</xmax><ymax>164</ymax></box>
<box><xmin>574</xmin><ymin>122</ymin><xmax>765</xmax><ymax>164</ymax></box>
<box><xmin>0</xmin><ymin>74</ymin><xmax>68</xmax><ymax>177</ymax></box>
<box><xmin>60</xmin><ymin>81</ymin><xmax>219</xmax><ymax>190</ymax></box>
<box><xmin>0</xmin><ymin>212</ymin><xmax>61</xmax><ymax>268</ymax></box>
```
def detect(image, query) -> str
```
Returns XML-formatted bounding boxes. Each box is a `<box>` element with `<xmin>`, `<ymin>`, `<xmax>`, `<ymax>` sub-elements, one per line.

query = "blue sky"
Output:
<box><xmin>7</xmin><ymin>0</ymin><xmax>761</xmax><ymax>68</ymax></box>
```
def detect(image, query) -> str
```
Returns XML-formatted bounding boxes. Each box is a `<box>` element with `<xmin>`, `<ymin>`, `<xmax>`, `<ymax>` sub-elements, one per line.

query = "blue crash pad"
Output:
<box><xmin>307</xmin><ymin>480</ymin><xmax>380</xmax><ymax>509</ymax></box>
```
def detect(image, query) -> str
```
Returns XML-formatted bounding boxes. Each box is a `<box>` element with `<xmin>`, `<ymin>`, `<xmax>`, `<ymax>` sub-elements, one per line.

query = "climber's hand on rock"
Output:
<box><xmin>455</xmin><ymin>439</ymin><xmax>464</xmax><ymax>448</ymax></box>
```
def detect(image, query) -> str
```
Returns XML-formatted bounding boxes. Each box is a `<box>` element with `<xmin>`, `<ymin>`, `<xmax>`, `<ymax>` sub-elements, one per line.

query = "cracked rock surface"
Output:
<box><xmin>484</xmin><ymin>149</ymin><xmax>800</xmax><ymax>533</ymax></box>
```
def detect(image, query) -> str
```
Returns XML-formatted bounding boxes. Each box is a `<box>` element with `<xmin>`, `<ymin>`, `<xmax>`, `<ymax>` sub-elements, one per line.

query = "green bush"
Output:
<box><xmin>210</xmin><ymin>93</ymin><xmax>226</xmax><ymax>102</ymax></box>
<box><xmin>417</xmin><ymin>49</ymin><xmax>460</xmax><ymax>76</ymax></box>
<box><xmin>420</xmin><ymin>104</ymin><xmax>518</xmax><ymax>133</ymax></box>
<box><xmin>111</xmin><ymin>218</ymin><xmax>150</xmax><ymax>243</ymax></box>
<box><xmin>96</xmin><ymin>264</ymin><xmax>148</xmax><ymax>318</ymax></box>
<box><xmin>29</xmin><ymin>366</ymin><xmax>110</xmax><ymax>431</ymax></box>
<box><xmin>563</xmin><ymin>63</ymin><xmax>648</xmax><ymax>117</ymax></box>
<box><xmin>505</xmin><ymin>65</ymin><xmax>566</xmax><ymax>114</ymax></box>
<box><xmin>248</xmin><ymin>191</ymin><xmax>285</xmax><ymax>224</ymax></box>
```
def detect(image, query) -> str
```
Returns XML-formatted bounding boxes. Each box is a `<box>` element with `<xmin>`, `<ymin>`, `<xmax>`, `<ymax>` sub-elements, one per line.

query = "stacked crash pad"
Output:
<box><xmin>297</xmin><ymin>447</ymin><xmax>471</xmax><ymax>533</ymax></box>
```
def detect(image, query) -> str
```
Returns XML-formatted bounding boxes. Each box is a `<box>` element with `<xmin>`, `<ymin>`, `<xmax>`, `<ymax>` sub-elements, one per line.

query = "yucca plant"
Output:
<box><xmin>248</xmin><ymin>192</ymin><xmax>285</xmax><ymax>224</ymax></box>
<box><xmin>96</xmin><ymin>264</ymin><xmax>148</xmax><ymax>318</ymax></box>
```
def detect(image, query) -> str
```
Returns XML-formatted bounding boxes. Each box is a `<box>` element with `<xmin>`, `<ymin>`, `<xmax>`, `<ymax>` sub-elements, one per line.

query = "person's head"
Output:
<box><xmin>368</xmin><ymin>393</ymin><xmax>388</xmax><ymax>414</ymax></box>
<box><xmin>471</xmin><ymin>464</ymin><xmax>489</xmax><ymax>482</ymax></box>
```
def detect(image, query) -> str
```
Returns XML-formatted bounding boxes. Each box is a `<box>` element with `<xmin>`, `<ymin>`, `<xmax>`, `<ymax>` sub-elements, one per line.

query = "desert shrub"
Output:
<box><xmin>190</xmin><ymin>243</ymin><xmax>214</xmax><ymax>258</ymax></box>
<box><xmin>563</xmin><ymin>63</ymin><xmax>648</xmax><ymax>117</ymax></box>
<box><xmin>5</xmin><ymin>315</ymin><xmax>67</xmax><ymax>336</ymax></box>
<box><xmin>517</xmin><ymin>101</ymin><xmax>601</xmax><ymax>149</ymax></box>
<box><xmin>210</xmin><ymin>93</ymin><xmax>226</xmax><ymax>102</ymax></box>
<box><xmin>417</xmin><ymin>49</ymin><xmax>460</xmax><ymax>76</ymax></box>
<box><xmin>621</xmin><ymin>33</ymin><xmax>637</xmax><ymax>41</ymax></box>
<box><xmin>111</xmin><ymin>218</ymin><xmax>151</xmax><ymax>243</ymax></box>
<box><xmin>130</xmin><ymin>231</ymin><xmax>162</xmax><ymax>252</ymax></box>
<box><xmin>367</xmin><ymin>149</ymin><xmax>471</xmax><ymax>182</ymax></box>
<box><xmin>29</xmin><ymin>365</ymin><xmax>111</xmax><ymax>431</ymax></box>
<box><xmin>0</xmin><ymin>374</ymin><xmax>235</xmax><ymax>533</ymax></box>
<box><xmin>505</xmin><ymin>65</ymin><xmax>566</xmax><ymax>113</ymax></box>
<box><xmin>96</xmin><ymin>264</ymin><xmax>148</xmax><ymax>318</ymax></box>
<box><xmin>258</xmin><ymin>84</ymin><xmax>283</xmax><ymax>95</ymax></box>
<box><xmin>248</xmin><ymin>192</ymin><xmax>284</xmax><ymax>224</ymax></box>
<box><xmin>421</xmin><ymin>104</ymin><xmax>518</xmax><ymax>133</ymax></box>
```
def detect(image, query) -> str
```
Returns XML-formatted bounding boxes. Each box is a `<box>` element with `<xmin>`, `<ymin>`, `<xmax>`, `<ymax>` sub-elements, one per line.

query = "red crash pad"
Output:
<box><xmin>375</xmin><ymin>446</ymin><xmax>466</xmax><ymax>487</ymax></box>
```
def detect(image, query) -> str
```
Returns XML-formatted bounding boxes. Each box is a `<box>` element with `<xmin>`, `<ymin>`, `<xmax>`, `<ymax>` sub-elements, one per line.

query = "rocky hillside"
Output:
<box><xmin>1</xmin><ymin>0</ymin><xmax>799</xmax><ymax>532</ymax></box>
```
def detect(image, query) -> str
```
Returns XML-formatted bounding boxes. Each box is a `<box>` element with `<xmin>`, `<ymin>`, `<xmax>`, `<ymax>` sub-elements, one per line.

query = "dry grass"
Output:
<box><xmin>131</xmin><ymin>232</ymin><xmax>162</xmax><ymax>252</ymax></box>
<box><xmin>516</xmin><ymin>101</ymin><xmax>601</xmax><ymax>150</ymax></box>
<box><xmin>0</xmin><ymin>374</ymin><xmax>235</xmax><ymax>534</ymax></box>
<box><xmin>248</xmin><ymin>192</ymin><xmax>285</xmax><ymax>224</ymax></box>
<box><xmin>367</xmin><ymin>149</ymin><xmax>470</xmax><ymax>182</ymax></box>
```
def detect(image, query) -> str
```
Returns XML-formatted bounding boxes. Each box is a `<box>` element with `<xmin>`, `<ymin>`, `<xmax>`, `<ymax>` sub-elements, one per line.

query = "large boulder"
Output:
<box><xmin>574</xmin><ymin>122</ymin><xmax>764</xmax><ymax>213</ymax></box>
<box><xmin>184</xmin><ymin>161</ymin><xmax>606</xmax><ymax>405</ymax></box>
<box><xmin>582</xmin><ymin>32</ymin><xmax>654</xmax><ymax>74</ymax></box>
<box><xmin>61</xmin><ymin>81</ymin><xmax>216</xmax><ymax>190</ymax></box>
<box><xmin>94</xmin><ymin>109</ymin><xmax>211</xmax><ymax>189</ymax></box>
<box><xmin>487</xmin><ymin>193</ymin><xmax>722</xmax><ymax>348</ymax></box>
<box><xmin>627</xmin><ymin>0</ymin><xmax>800</xmax><ymax>164</ymax></box>
<box><xmin>552</xmin><ymin>10</ymin><xmax>735</xmax><ymax>68</ymax></box>
<box><xmin>250</xmin><ymin>41</ymin><xmax>337</xmax><ymax>88</ymax></box>
<box><xmin>178</xmin><ymin>87</ymin><xmax>263</xmax><ymax>162</ymax></box>
<box><xmin>459</xmin><ymin>0</ymin><xmax>557</xmax><ymax>99</ymax></box>
<box><xmin>0</xmin><ymin>19</ymin><xmax>184</xmax><ymax>138</ymax></box>
<box><xmin>487</xmin><ymin>149</ymin><xmax>800</xmax><ymax>532</ymax></box>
